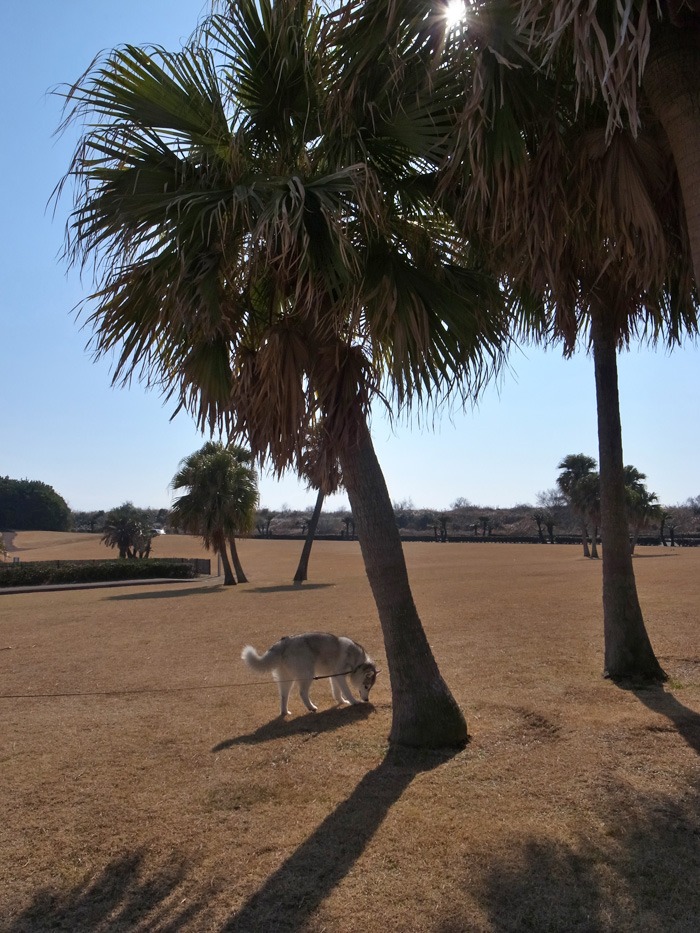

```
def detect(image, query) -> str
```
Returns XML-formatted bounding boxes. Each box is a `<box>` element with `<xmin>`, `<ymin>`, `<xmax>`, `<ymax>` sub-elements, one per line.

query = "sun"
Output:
<box><xmin>443</xmin><ymin>0</ymin><xmax>468</xmax><ymax>30</ymax></box>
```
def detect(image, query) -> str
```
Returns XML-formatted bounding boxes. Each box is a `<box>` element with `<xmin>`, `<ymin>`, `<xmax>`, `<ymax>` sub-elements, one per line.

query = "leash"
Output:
<box><xmin>0</xmin><ymin>668</ymin><xmax>359</xmax><ymax>701</ymax></box>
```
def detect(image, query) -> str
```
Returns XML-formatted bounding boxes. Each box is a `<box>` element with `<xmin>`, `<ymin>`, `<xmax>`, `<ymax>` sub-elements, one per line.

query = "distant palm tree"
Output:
<box><xmin>624</xmin><ymin>466</ymin><xmax>662</xmax><ymax>555</ymax></box>
<box><xmin>101</xmin><ymin>502</ymin><xmax>152</xmax><ymax>559</ymax></box>
<box><xmin>169</xmin><ymin>442</ymin><xmax>258</xmax><ymax>586</ymax></box>
<box><xmin>556</xmin><ymin>455</ymin><xmax>598</xmax><ymax>558</ymax></box>
<box><xmin>570</xmin><ymin>472</ymin><xmax>601</xmax><ymax>560</ymax></box>
<box><xmin>293</xmin><ymin>426</ymin><xmax>342</xmax><ymax>585</ymax></box>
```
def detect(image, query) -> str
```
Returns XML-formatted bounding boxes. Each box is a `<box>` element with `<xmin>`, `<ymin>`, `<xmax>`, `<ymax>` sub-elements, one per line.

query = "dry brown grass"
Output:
<box><xmin>1</xmin><ymin>532</ymin><xmax>699</xmax><ymax>932</ymax></box>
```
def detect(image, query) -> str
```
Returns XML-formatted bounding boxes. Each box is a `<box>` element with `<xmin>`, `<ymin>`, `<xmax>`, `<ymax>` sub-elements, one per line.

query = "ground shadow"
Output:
<box><xmin>4</xmin><ymin>850</ymin><xmax>207</xmax><ymax>933</ymax></box>
<box><xmin>446</xmin><ymin>781</ymin><xmax>700</xmax><ymax>932</ymax></box>
<box><xmin>632</xmin><ymin>552</ymin><xmax>679</xmax><ymax>559</ymax></box>
<box><xmin>212</xmin><ymin>703</ymin><xmax>375</xmax><ymax>750</ymax></box>
<box><xmin>108</xmin><ymin>584</ymin><xmax>226</xmax><ymax>601</ymax></box>
<box><xmin>248</xmin><ymin>583</ymin><xmax>333</xmax><ymax>593</ymax></box>
<box><xmin>222</xmin><ymin>746</ymin><xmax>459</xmax><ymax>932</ymax></box>
<box><xmin>631</xmin><ymin>684</ymin><xmax>700</xmax><ymax>756</ymax></box>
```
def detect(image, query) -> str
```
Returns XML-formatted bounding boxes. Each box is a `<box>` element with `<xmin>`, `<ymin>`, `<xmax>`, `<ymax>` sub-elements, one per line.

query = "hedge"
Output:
<box><xmin>0</xmin><ymin>559</ymin><xmax>197</xmax><ymax>589</ymax></box>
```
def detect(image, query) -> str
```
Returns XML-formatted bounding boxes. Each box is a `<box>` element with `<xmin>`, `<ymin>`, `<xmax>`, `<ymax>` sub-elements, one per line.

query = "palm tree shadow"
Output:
<box><xmin>4</xmin><ymin>850</ymin><xmax>206</xmax><ymax>933</ymax></box>
<box><xmin>630</xmin><ymin>684</ymin><xmax>700</xmax><ymax>756</ymax></box>
<box><xmin>108</xmin><ymin>584</ymin><xmax>226</xmax><ymax>601</ymax></box>
<box><xmin>248</xmin><ymin>583</ymin><xmax>333</xmax><ymax>593</ymax></box>
<box><xmin>451</xmin><ymin>788</ymin><xmax>700</xmax><ymax>932</ymax></box>
<box><xmin>222</xmin><ymin>746</ymin><xmax>460</xmax><ymax>932</ymax></box>
<box><xmin>212</xmin><ymin>703</ymin><xmax>375</xmax><ymax>750</ymax></box>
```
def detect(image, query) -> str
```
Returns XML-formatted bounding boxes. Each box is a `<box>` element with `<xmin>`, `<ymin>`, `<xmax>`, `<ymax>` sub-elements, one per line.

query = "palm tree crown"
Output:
<box><xmin>170</xmin><ymin>441</ymin><xmax>258</xmax><ymax>585</ymax></box>
<box><xmin>59</xmin><ymin>0</ymin><xmax>508</xmax><ymax>473</ymax></box>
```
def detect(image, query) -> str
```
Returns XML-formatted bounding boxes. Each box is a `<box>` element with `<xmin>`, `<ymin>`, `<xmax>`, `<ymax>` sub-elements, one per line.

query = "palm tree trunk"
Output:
<box><xmin>644</xmin><ymin>20</ymin><xmax>700</xmax><ymax>286</ymax></box>
<box><xmin>228</xmin><ymin>536</ymin><xmax>248</xmax><ymax>583</ymax></box>
<box><xmin>293</xmin><ymin>488</ymin><xmax>324</xmax><ymax>584</ymax></box>
<box><xmin>339</xmin><ymin>418</ymin><xmax>468</xmax><ymax>749</ymax></box>
<box><xmin>215</xmin><ymin>533</ymin><xmax>236</xmax><ymax>586</ymax></box>
<box><xmin>581</xmin><ymin>521</ymin><xmax>591</xmax><ymax>558</ymax></box>
<box><xmin>590</xmin><ymin>311</ymin><xmax>666</xmax><ymax>681</ymax></box>
<box><xmin>629</xmin><ymin>529</ymin><xmax>639</xmax><ymax>556</ymax></box>
<box><xmin>590</xmin><ymin>528</ymin><xmax>599</xmax><ymax>559</ymax></box>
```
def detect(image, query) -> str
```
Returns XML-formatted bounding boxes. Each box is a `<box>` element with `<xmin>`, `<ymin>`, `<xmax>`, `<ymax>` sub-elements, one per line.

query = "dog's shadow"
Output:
<box><xmin>212</xmin><ymin>703</ymin><xmax>376</xmax><ymax>751</ymax></box>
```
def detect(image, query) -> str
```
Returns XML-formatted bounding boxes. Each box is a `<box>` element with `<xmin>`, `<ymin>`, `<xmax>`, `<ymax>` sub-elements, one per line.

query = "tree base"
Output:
<box><xmin>603</xmin><ymin>667</ymin><xmax>668</xmax><ymax>687</ymax></box>
<box><xmin>388</xmin><ymin>689</ymin><xmax>469</xmax><ymax>750</ymax></box>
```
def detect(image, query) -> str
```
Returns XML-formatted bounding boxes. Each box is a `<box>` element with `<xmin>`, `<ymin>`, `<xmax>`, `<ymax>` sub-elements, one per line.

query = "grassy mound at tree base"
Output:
<box><xmin>0</xmin><ymin>559</ymin><xmax>197</xmax><ymax>588</ymax></box>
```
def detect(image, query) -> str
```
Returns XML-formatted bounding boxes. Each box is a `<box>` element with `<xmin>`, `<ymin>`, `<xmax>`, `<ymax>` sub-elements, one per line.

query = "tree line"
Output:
<box><xmin>0</xmin><ymin>477</ymin><xmax>70</xmax><ymax>532</ymax></box>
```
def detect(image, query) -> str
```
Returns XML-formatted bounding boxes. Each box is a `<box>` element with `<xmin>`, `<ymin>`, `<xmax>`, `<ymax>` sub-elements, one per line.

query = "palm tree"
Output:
<box><xmin>570</xmin><ymin>471</ymin><xmax>602</xmax><ymax>560</ymax></box>
<box><xmin>101</xmin><ymin>502</ymin><xmax>152</xmax><ymax>559</ymax></box>
<box><xmin>170</xmin><ymin>442</ymin><xmax>258</xmax><ymax>586</ymax></box>
<box><xmin>332</xmin><ymin>0</ymin><xmax>699</xmax><ymax>682</ymax></box>
<box><xmin>293</xmin><ymin>426</ymin><xmax>342</xmax><ymax>585</ymax></box>
<box><xmin>624</xmin><ymin>466</ymin><xmax>662</xmax><ymax>555</ymax></box>
<box><xmin>556</xmin><ymin>455</ymin><xmax>597</xmax><ymax>558</ymax></box>
<box><xmin>58</xmin><ymin>0</ymin><xmax>510</xmax><ymax>747</ymax></box>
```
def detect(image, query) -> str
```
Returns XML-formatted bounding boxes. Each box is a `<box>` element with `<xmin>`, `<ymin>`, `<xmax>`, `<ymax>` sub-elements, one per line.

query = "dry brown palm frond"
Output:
<box><xmin>516</xmin><ymin>0</ymin><xmax>653</xmax><ymax>137</ymax></box>
<box><xmin>524</xmin><ymin>123</ymin><xmax>570</xmax><ymax>294</ymax></box>
<box><xmin>441</xmin><ymin>42</ymin><xmax>535</xmax><ymax>254</ymax></box>
<box><xmin>297</xmin><ymin>421</ymin><xmax>343</xmax><ymax>495</ymax></box>
<box><xmin>228</xmin><ymin>322</ymin><xmax>314</xmax><ymax>470</ymax></box>
<box><xmin>312</xmin><ymin>342</ymin><xmax>378</xmax><ymax>461</ymax></box>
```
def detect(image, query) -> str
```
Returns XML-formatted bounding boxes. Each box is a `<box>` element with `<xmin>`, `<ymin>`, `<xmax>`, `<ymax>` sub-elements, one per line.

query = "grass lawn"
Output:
<box><xmin>1</xmin><ymin>532</ymin><xmax>699</xmax><ymax>931</ymax></box>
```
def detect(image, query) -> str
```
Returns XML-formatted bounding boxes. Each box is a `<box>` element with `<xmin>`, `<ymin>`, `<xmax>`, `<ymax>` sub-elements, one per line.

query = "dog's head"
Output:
<box><xmin>352</xmin><ymin>662</ymin><xmax>378</xmax><ymax>701</ymax></box>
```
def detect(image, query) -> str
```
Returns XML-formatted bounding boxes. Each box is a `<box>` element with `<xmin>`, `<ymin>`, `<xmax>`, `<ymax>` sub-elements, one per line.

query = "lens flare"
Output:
<box><xmin>444</xmin><ymin>0</ymin><xmax>467</xmax><ymax>30</ymax></box>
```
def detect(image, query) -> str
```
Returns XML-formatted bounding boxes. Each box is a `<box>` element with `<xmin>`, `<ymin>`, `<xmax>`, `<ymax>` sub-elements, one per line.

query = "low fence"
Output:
<box><xmin>252</xmin><ymin>532</ymin><xmax>700</xmax><ymax>547</ymax></box>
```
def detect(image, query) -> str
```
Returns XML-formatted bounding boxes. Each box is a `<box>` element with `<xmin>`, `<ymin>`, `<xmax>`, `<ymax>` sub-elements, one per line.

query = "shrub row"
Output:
<box><xmin>0</xmin><ymin>559</ymin><xmax>197</xmax><ymax>588</ymax></box>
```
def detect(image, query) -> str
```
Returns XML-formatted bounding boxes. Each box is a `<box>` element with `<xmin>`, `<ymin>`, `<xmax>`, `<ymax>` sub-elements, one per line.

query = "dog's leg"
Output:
<box><xmin>330</xmin><ymin>677</ymin><xmax>344</xmax><ymax>703</ymax></box>
<box><xmin>277</xmin><ymin>678</ymin><xmax>292</xmax><ymax>717</ymax></box>
<box><xmin>336</xmin><ymin>675</ymin><xmax>358</xmax><ymax>705</ymax></box>
<box><xmin>298</xmin><ymin>679</ymin><xmax>318</xmax><ymax>712</ymax></box>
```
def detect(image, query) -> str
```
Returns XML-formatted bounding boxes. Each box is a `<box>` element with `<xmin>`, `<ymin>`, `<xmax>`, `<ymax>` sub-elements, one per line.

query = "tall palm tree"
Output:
<box><xmin>170</xmin><ymin>442</ymin><xmax>258</xmax><ymax>586</ymax></box>
<box><xmin>556</xmin><ymin>454</ymin><xmax>597</xmax><ymax>558</ymax></box>
<box><xmin>332</xmin><ymin>0</ymin><xmax>698</xmax><ymax>682</ymax></box>
<box><xmin>58</xmin><ymin>0</ymin><xmax>510</xmax><ymax>746</ymax></box>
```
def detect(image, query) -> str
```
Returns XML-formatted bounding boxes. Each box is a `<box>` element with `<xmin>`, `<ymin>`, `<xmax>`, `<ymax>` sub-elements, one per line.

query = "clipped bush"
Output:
<box><xmin>0</xmin><ymin>559</ymin><xmax>197</xmax><ymax>589</ymax></box>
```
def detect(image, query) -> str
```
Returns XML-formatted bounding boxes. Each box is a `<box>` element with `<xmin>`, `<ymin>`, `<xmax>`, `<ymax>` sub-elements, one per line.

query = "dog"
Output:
<box><xmin>241</xmin><ymin>632</ymin><xmax>378</xmax><ymax>716</ymax></box>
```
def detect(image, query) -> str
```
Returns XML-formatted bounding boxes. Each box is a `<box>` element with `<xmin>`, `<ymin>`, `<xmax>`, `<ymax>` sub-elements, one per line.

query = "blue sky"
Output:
<box><xmin>1</xmin><ymin>1</ymin><xmax>698</xmax><ymax>514</ymax></box>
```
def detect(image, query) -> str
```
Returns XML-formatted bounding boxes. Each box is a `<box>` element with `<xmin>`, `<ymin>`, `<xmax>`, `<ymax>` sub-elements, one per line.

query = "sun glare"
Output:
<box><xmin>444</xmin><ymin>0</ymin><xmax>468</xmax><ymax>30</ymax></box>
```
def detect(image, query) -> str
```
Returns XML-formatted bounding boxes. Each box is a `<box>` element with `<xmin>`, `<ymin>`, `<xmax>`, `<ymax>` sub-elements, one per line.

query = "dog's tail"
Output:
<box><xmin>241</xmin><ymin>645</ymin><xmax>278</xmax><ymax>672</ymax></box>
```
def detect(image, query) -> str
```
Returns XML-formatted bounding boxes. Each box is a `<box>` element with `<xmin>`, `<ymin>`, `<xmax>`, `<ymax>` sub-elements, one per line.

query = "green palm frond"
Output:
<box><xmin>60</xmin><ymin>0</ymin><xmax>510</xmax><ymax>475</ymax></box>
<box><xmin>170</xmin><ymin>441</ymin><xmax>259</xmax><ymax>546</ymax></box>
<box><xmin>207</xmin><ymin>0</ymin><xmax>324</xmax><ymax>155</ymax></box>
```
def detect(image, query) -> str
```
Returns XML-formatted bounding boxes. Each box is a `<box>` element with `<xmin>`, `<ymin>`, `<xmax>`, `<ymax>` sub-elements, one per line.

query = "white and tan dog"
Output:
<box><xmin>241</xmin><ymin>632</ymin><xmax>378</xmax><ymax>716</ymax></box>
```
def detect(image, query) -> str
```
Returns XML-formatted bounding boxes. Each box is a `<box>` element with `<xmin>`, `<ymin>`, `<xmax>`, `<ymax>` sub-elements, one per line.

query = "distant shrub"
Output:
<box><xmin>0</xmin><ymin>559</ymin><xmax>196</xmax><ymax>588</ymax></box>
